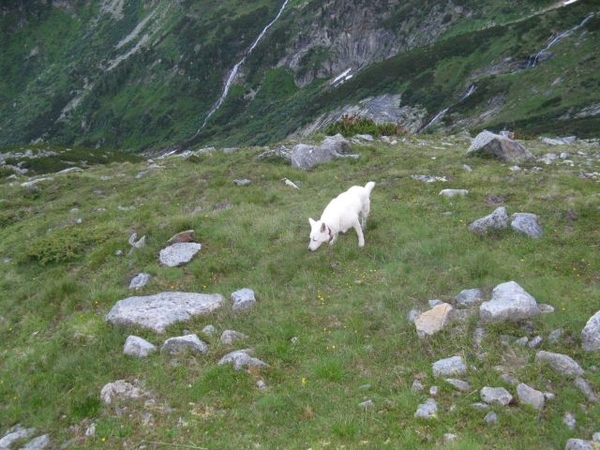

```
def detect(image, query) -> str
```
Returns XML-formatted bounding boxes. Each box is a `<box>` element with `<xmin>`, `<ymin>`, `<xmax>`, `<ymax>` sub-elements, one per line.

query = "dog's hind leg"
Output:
<box><xmin>353</xmin><ymin>222</ymin><xmax>365</xmax><ymax>247</ymax></box>
<box><xmin>360</xmin><ymin>201</ymin><xmax>370</xmax><ymax>229</ymax></box>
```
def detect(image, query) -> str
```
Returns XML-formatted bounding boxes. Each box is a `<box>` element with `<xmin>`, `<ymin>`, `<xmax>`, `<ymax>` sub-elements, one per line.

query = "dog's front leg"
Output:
<box><xmin>329</xmin><ymin>233</ymin><xmax>338</xmax><ymax>245</ymax></box>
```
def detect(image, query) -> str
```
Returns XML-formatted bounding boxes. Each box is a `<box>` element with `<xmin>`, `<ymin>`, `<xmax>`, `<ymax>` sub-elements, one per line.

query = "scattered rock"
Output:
<box><xmin>217</xmin><ymin>349</ymin><xmax>269</xmax><ymax>370</ymax></box>
<box><xmin>565</xmin><ymin>439</ymin><xmax>596</xmax><ymax>450</ymax></box>
<box><xmin>412</xmin><ymin>174</ymin><xmax>447</xmax><ymax>183</ymax></box>
<box><xmin>106</xmin><ymin>292</ymin><xmax>224</xmax><ymax>333</ymax></box>
<box><xmin>573</xmin><ymin>377</ymin><xmax>599</xmax><ymax>403</ymax></box>
<box><xmin>467</xmin><ymin>130</ymin><xmax>534</xmax><ymax>162</ymax></box>
<box><xmin>535</xmin><ymin>351</ymin><xmax>585</xmax><ymax>378</ymax></box>
<box><xmin>19</xmin><ymin>434</ymin><xmax>51</xmax><ymax>449</ymax></box>
<box><xmin>220</xmin><ymin>329</ymin><xmax>248</xmax><ymax>345</ymax></box>
<box><xmin>123</xmin><ymin>335</ymin><xmax>157</xmax><ymax>358</ymax></box>
<box><xmin>484</xmin><ymin>411</ymin><xmax>498</xmax><ymax>425</ymax></box>
<box><xmin>468</xmin><ymin>206</ymin><xmax>509</xmax><ymax>234</ymax></box>
<box><xmin>161</xmin><ymin>334</ymin><xmax>208</xmax><ymax>355</ymax></box>
<box><xmin>439</xmin><ymin>188</ymin><xmax>469</xmax><ymax>197</ymax></box>
<box><xmin>581</xmin><ymin>310</ymin><xmax>600</xmax><ymax>352</ymax></box>
<box><xmin>100</xmin><ymin>380</ymin><xmax>147</xmax><ymax>405</ymax></box>
<box><xmin>234</xmin><ymin>178</ymin><xmax>252</xmax><ymax>186</ymax></box>
<box><xmin>414</xmin><ymin>398</ymin><xmax>438</xmax><ymax>419</ymax></box>
<box><xmin>479</xmin><ymin>281</ymin><xmax>540</xmax><ymax>323</ymax></box>
<box><xmin>414</xmin><ymin>303</ymin><xmax>453</xmax><ymax>337</ymax></box>
<box><xmin>0</xmin><ymin>425</ymin><xmax>37</xmax><ymax>449</ymax></box>
<box><xmin>129</xmin><ymin>273</ymin><xmax>151</xmax><ymax>290</ymax></box>
<box><xmin>511</xmin><ymin>213</ymin><xmax>543</xmax><ymax>238</ymax></box>
<box><xmin>516</xmin><ymin>383</ymin><xmax>545</xmax><ymax>410</ymax></box>
<box><xmin>291</xmin><ymin>134</ymin><xmax>359</xmax><ymax>170</ymax></box>
<box><xmin>445</xmin><ymin>378</ymin><xmax>471</xmax><ymax>392</ymax></box>
<box><xmin>480</xmin><ymin>386</ymin><xmax>513</xmax><ymax>406</ymax></box>
<box><xmin>563</xmin><ymin>412</ymin><xmax>577</xmax><ymax>430</ymax></box>
<box><xmin>454</xmin><ymin>288</ymin><xmax>484</xmax><ymax>308</ymax></box>
<box><xmin>432</xmin><ymin>355</ymin><xmax>467</xmax><ymax>378</ymax></box>
<box><xmin>159</xmin><ymin>242</ymin><xmax>202</xmax><ymax>267</ymax></box>
<box><xmin>231</xmin><ymin>288</ymin><xmax>256</xmax><ymax>311</ymax></box>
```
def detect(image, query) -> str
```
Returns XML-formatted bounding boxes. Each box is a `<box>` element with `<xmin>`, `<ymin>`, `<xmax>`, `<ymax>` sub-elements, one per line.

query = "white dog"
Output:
<box><xmin>308</xmin><ymin>181</ymin><xmax>375</xmax><ymax>251</ymax></box>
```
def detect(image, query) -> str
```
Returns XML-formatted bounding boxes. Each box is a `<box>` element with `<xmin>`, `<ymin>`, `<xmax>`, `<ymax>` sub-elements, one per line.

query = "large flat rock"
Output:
<box><xmin>106</xmin><ymin>291</ymin><xmax>224</xmax><ymax>333</ymax></box>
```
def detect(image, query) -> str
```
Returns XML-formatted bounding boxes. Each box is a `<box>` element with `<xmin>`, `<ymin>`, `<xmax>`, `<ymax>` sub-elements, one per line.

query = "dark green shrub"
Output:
<box><xmin>324</xmin><ymin>114</ymin><xmax>405</xmax><ymax>137</ymax></box>
<box><xmin>25</xmin><ymin>224</ymin><xmax>110</xmax><ymax>265</ymax></box>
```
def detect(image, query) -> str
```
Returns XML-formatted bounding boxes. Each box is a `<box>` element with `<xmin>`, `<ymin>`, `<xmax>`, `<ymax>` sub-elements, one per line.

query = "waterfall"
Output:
<box><xmin>528</xmin><ymin>13</ymin><xmax>594</xmax><ymax>68</ymax></box>
<box><xmin>194</xmin><ymin>0</ymin><xmax>291</xmax><ymax>135</ymax></box>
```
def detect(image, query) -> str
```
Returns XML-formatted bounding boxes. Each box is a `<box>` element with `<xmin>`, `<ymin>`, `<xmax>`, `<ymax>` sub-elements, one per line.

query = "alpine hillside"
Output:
<box><xmin>1</xmin><ymin>0</ymin><xmax>599</xmax><ymax>152</ymax></box>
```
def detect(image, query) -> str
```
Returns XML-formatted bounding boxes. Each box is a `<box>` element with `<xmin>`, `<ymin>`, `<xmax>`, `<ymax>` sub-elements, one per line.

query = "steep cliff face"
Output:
<box><xmin>277</xmin><ymin>0</ymin><xmax>472</xmax><ymax>87</ymax></box>
<box><xmin>0</xmin><ymin>0</ymin><xmax>598</xmax><ymax>151</ymax></box>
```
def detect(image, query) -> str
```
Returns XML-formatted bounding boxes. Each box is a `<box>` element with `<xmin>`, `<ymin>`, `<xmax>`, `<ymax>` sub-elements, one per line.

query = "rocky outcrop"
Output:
<box><xmin>294</xmin><ymin>94</ymin><xmax>428</xmax><ymax>137</ymax></box>
<box><xmin>280</xmin><ymin>1</ymin><xmax>470</xmax><ymax>87</ymax></box>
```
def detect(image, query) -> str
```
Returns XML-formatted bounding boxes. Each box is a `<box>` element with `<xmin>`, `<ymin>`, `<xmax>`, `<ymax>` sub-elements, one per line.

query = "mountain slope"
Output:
<box><xmin>0</xmin><ymin>0</ymin><xmax>599</xmax><ymax>152</ymax></box>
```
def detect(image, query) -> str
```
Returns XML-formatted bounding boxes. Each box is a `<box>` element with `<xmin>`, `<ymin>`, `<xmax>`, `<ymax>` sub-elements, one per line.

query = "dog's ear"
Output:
<box><xmin>320</xmin><ymin>222</ymin><xmax>327</xmax><ymax>233</ymax></box>
<box><xmin>309</xmin><ymin>217</ymin><xmax>316</xmax><ymax>227</ymax></box>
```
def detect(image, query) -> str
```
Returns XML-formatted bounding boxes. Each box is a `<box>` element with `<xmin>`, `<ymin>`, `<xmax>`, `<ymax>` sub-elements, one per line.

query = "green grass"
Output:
<box><xmin>1</xmin><ymin>134</ymin><xmax>599</xmax><ymax>448</ymax></box>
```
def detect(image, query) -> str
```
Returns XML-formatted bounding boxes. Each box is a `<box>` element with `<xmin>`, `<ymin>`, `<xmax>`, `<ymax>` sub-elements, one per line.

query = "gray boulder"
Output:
<box><xmin>159</xmin><ymin>242</ymin><xmax>201</xmax><ymax>267</ymax></box>
<box><xmin>516</xmin><ymin>382</ymin><xmax>545</xmax><ymax>410</ymax></box>
<box><xmin>129</xmin><ymin>273</ymin><xmax>151</xmax><ymax>290</ymax></box>
<box><xmin>581</xmin><ymin>310</ymin><xmax>600</xmax><ymax>352</ymax></box>
<box><xmin>535</xmin><ymin>351</ymin><xmax>585</xmax><ymax>378</ymax></box>
<box><xmin>220</xmin><ymin>329</ymin><xmax>248</xmax><ymax>345</ymax></box>
<box><xmin>231</xmin><ymin>288</ymin><xmax>257</xmax><ymax>311</ymax></box>
<box><xmin>480</xmin><ymin>386</ymin><xmax>513</xmax><ymax>406</ymax></box>
<box><xmin>479</xmin><ymin>281</ymin><xmax>540</xmax><ymax>323</ymax></box>
<box><xmin>161</xmin><ymin>334</ymin><xmax>208</xmax><ymax>355</ymax></box>
<box><xmin>217</xmin><ymin>349</ymin><xmax>269</xmax><ymax>370</ymax></box>
<box><xmin>432</xmin><ymin>355</ymin><xmax>467</xmax><ymax>377</ymax></box>
<box><xmin>123</xmin><ymin>335</ymin><xmax>157</xmax><ymax>357</ymax></box>
<box><xmin>106</xmin><ymin>292</ymin><xmax>224</xmax><ymax>333</ymax></box>
<box><xmin>468</xmin><ymin>206</ymin><xmax>509</xmax><ymax>234</ymax></box>
<box><xmin>100</xmin><ymin>380</ymin><xmax>147</xmax><ymax>404</ymax></box>
<box><xmin>454</xmin><ymin>288</ymin><xmax>484</xmax><ymax>308</ymax></box>
<box><xmin>0</xmin><ymin>425</ymin><xmax>37</xmax><ymax>449</ymax></box>
<box><xmin>414</xmin><ymin>398</ymin><xmax>438</xmax><ymax>419</ymax></box>
<box><xmin>467</xmin><ymin>130</ymin><xmax>534</xmax><ymax>162</ymax></box>
<box><xmin>511</xmin><ymin>213</ymin><xmax>543</xmax><ymax>238</ymax></box>
<box><xmin>565</xmin><ymin>439</ymin><xmax>596</xmax><ymax>450</ymax></box>
<box><xmin>291</xmin><ymin>134</ymin><xmax>359</xmax><ymax>170</ymax></box>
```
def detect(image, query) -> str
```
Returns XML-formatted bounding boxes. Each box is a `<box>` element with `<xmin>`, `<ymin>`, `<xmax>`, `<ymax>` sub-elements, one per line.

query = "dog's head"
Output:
<box><xmin>308</xmin><ymin>218</ymin><xmax>332</xmax><ymax>251</ymax></box>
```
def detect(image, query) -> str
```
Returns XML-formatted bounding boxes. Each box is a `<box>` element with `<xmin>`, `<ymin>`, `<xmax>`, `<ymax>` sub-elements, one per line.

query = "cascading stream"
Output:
<box><xmin>527</xmin><ymin>13</ymin><xmax>594</xmax><ymax>67</ymax></box>
<box><xmin>194</xmin><ymin>0</ymin><xmax>291</xmax><ymax>136</ymax></box>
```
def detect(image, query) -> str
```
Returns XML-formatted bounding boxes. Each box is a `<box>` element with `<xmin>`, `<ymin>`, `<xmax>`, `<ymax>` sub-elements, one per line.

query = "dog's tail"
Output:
<box><xmin>364</xmin><ymin>181</ymin><xmax>376</xmax><ymax>195</ymax></box>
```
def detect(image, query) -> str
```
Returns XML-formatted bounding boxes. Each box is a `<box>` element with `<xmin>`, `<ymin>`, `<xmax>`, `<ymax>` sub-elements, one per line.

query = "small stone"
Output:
<box><xmin>516</xmin><ymin>383</ymin><xmax>545</xmax><ymax>410</ymax></box>
<box><xmin>220</xmin><ymin>329</ymin><xmax>248</xmax><ymax>345</ymax></box>
<box><xmin>123</xmin><ymin>336</ymin><xmax>157</xmax><ymax>358</ymax></box>
<box><xmin>563</xmin><ymin>412</ymin><xmax>577</xmax><ymax>430</ymax></box>
<box><xmin>484</xmin><ymin>411</ymin><xmax>498</xmax><ymax>425</ymax></box>
<box><xmin>445</xmin><ymin>378</ymin><xmax>471</xmax><ymax>392</ymax></box>
<box><xmin>411</xmin><ymin>380</ymin><xmax>424</xmax><ymax>392</ymax></box>
<box><xmin>231</xmin><ymin>288</ymin><xmax>256</xmax><ymax>311</ymax></box>
<box><xmin>528</xmin><ymin>336</ymin><xmax>543</xmax><ymax>348</ymax></box>
<box><xmin>535</xmin><ymin>351</ymin><xmax>584</xmax><ymax>378</ymax></box>
<box><xmin>432</xmin><ymin>355</ymin><xmax>467</xmax><ymax>378</ymax></box>
<box><xmin>480</xmin><ymin>386</ymin><xmax>513</xmax><ymax>406</ymax></box>
<box><xmin>129</xmin><ymin>273</ymin><xmax>151</xmax><ymax>290</ymax></box>
<box><xmin>414</xmin><ymin>398</ymin><xmax>438</xmax><ymax>419</ymax></box>
<box><xmin>358</xmin><ymin>399</ymin><xmax>374</xmax><ymax>409</ymax></box>
<box><xmin>161</xmin><ymin>334</ymin><xmax>208</xmax><ymax>355</ymax></box>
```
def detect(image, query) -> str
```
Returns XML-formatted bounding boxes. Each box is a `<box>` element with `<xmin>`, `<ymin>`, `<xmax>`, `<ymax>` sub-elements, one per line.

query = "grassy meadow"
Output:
<box><xmin>0</xmin><ymin>133</ymin><xmax>599</xmax><ymax>449</ymax></box>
